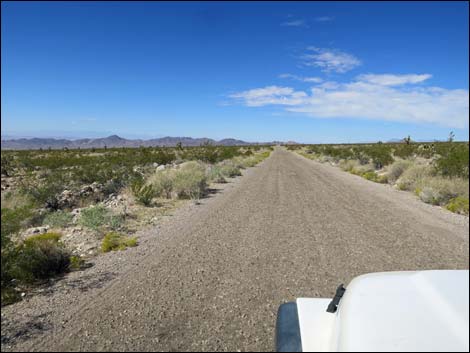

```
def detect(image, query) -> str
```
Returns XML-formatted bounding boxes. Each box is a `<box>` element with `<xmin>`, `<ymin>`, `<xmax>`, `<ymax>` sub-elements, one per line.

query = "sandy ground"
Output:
<box><xmin>2</xmin><ymin>147</ymin><xmax>468</xmax><ymax>352</ymax></box>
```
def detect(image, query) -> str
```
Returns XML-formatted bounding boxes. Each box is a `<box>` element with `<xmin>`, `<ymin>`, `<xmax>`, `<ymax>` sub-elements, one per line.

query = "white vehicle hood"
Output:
<box><xmin>298</xmin><ymin>270</ymin><xmax>469</xmax><ymax>352</ymax></box>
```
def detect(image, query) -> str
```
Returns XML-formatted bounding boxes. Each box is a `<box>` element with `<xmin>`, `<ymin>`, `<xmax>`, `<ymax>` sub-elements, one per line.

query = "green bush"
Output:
<box><xmin>148</xmin><ymin>169</ymin><xmax>175</xmax><ymax>198</ymax></box>
<box><xmin>11</xmin><ymin>233</ymin><xmax>70</xmax><ymax>282</ymax></box>
<box><xmin>339</xmin><ymin>159</ymin><xmax>360</xmax><ymax>172</ymax></box>
<box><xmin>207</xmin><ymin>165</ymin><xmax>226</xmax><ymax>183</ymax></box>
<box><xmin>218</xmin><ymin>160</ymin><xmax>242</xmax><ymax>177</ymax></box>
<box><xmin>1</xmin><ymin>206</ymin><xmax>37</xmax><ymax>241</ymax></box>
<box><xmin>350</xmin><ymin>163</ymin><xmax>375</xmax><ymax>176</ymax></box>
<box><xmin>101</xmin><ymin>232</ymin><xmax>137</xmax><ymax>252</ymax></box>
<box><xmin>386</xmin><ymin>160</ymin><xmax>414</xmax><ymax>184</ymax></box>
<box><xmin>78</xmin><ymin>205</ymin><xmax>121</xmax><ymax>231</ymax></box>
<box><xmin>78</xmin><ymin>205</ymin><xmax>108</xmax><ymax>230</ymax></box>
<box><xmin>414</xmin><ymin>176</ymin><xmax>469</xmax><ymax>205</ymax></box>
<box><xmin>42</xmin><ymin>210</ymin><xmax>73</xmax><ymax>228</ymax></box>
<box><xmin>446</xmin><ymin>197</ymin><xmax>469</xmax><ymax>215</ymax></box>
<box><xmin>396</xmin><ymin>164</ymin><xmax>435</xmax><ymax>191</ymax></box>
<box><xmin>131</xmin><ymin>178</ymin><xmax>155</xmax><ymax>206</ymax></box>
<box><xmin>434</xmin><ymin>143</ymin><xmax>469</xmax><ymax>178</ymax></box>
<box><xmin>393</xmin><ymin>144</ymin><xmax>416</xmax><ymax>159</ymax></box>
<box><xmin>173</xmin><ymin>162</ymin><xmax>207</xmax><ymax>200</ymax></box>
<box><xmin>1</xmin><ymin>154</ymin><xmax>14</xmax><ymax>176</ymax></box>
<box><xmin>360</xmin><ymin>171</ymin><xmax>387</xmax><ymax>183</ymax></box>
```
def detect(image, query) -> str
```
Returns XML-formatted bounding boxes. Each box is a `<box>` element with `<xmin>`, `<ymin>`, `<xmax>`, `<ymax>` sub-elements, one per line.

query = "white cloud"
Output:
<box><xmin>279</xmin><ymin>74</ymin><xmax>323</xmax><ymax>83</ymax></box>
<box><xmin>281</xmin><ymin>19</ymin><xmax>308</xmax><ymax>27</ymax></box>
<box><xmin>229</xmin><ymin>77</ymin><xmax>469</xmax><ymax>128</ymax></box>
<box><xmin>314</xmin><ymin>16</ymin><xmax>334</xmax><ymax>22</ymax></box>
<box><xmin>357</xmin><ymin>73</ymin><xmax>432</xmax><ymax>86</ymax></box>
<box><xmin>229</xmin><ymin>86</ymin><xmax>307</xmax><ymax>107</ymax></box>
<box><xmin>303</xmin><ymin>47</ymin><xmax>361</xmax><ymax>73</ymax></box>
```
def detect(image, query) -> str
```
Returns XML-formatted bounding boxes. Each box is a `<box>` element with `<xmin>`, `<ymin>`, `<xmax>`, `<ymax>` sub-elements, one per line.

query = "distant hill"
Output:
<box><xmin>0</xmin><ymin>135</ymin><xmax>266</xmax><ymax>150</ymax></box>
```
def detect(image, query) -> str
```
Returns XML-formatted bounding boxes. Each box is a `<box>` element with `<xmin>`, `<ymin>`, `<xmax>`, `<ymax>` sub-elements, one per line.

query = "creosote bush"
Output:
<box><xmin>11</xmin><ymin>233</ymin><xmax>70</xmax><ymax>282</ymax></box>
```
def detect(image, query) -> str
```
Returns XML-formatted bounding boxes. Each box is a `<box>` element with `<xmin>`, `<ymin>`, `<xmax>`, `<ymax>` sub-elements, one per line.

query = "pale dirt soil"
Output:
<box><xmin>2</xmin><ymin>148</ymin><xmax>468</xmax><ymax>352</ymax></box>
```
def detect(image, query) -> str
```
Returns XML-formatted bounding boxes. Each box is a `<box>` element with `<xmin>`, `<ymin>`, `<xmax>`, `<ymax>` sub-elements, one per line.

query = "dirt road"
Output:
<box><xmin>3</xmin><ymin>148</ymin><xmax>469</xmax><ymax>351</ymax></box>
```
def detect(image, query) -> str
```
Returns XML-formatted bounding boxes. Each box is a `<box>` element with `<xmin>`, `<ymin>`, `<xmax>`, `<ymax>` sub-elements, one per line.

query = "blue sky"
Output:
<box><xmin>1</xmin><ymin>1</ymin><xmax>469</xmax><ymax>142</ymax></box>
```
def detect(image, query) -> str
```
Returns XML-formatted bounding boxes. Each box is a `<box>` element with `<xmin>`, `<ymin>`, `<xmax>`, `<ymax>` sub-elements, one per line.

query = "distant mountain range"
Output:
<box><xmin>1</xmin><ymin>135</ymin><xmax>278</xmax><ymax>150</ymax></box>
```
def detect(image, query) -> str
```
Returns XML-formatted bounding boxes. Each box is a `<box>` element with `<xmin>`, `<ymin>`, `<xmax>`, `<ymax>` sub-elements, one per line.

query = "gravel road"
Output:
<box><xmin>2</xmin><ymin>148</ymin><xmax>469</xmax><ymax>352</ymax></box>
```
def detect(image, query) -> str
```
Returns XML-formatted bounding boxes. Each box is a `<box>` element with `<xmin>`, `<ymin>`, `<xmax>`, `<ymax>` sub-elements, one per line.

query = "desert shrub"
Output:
<box><xmin>173</xmin><ymin>162</ymin><xmax>207</xmax><ymax>199</ymax></box>
<box><xmin>415</xmin><ymin>177</ymin><xmax>469</xmax><ymax>205</ymax></box>
<box><xmin>206</xmin><ymin>165</ymin><xmax>226</xmax><ymax>183</ymax></box>
<box><xmin>1</xmin><ymin>191</ymin><xmax>36</xmax><ymax>210</ymax></box>
<box><xmin>42</xmin><ymin>210</ymin><xmax>73</xmax><ymax>228</ymax></box>
<box><xmin>339</xmin><ymin>159</ymin><xmax>359</xmax><ymax>172</ymax></box>
<box><xmin>360</xmin><ymin>171</ymin><xmax>387</xmax><ymax>183</ymax></box>
<box><xmin>131</xmin><ymin>178</ymin><xmax>155</xmax><ymax>206</ymax></box>
<box><xmin>240</xmin><ymin>156</ymin><xmax>259</xmax><ymax>168</ymax></box>
<box><xmin>367</xmin><ymin>147</ymin><xmax>394</xmax><ymax>169</ymax></box>
<box><xmin>77</xmin><ymin>205</ymin><xmax>124</xmax><ymax>231</ymax></box>
<box><xmin>10</xmin><ymin>233</ymin><xmax>70</xmax><ymax>283</ymax></box>
<box><xmin>446</xmin><ymin>197</ymin><xmax>469</xmax><ymax>215</ymax></box>
<box><xmin>434</xmin><ymin>143</ymin><xmax>469</xmax><ymax>178</ymax></box>
<box><xmin>101</xmin><ymin>232</ymin><xmax>137</xmax><ymax>252</ymax></box>
<box><xmin>318</xmin><ymin>155</ymin><xmax>335</xmax><ymax>164</ymax></box>
<box><xmin>78</xmin><ymin>205</ymin><xmax>109</xmax><ymax>231</ymax></box>
<box><xmin>386</xmin><ymin>160</ymin><xmax>414</xmax><ymax>183</ymax></box>
<box><xmin>350</xmin><ymin>163</ymin><xmax>375</xmax><ymax>176</ymax></box>
<box><xmin>418</xmin><ymin>187</ymin><xmax>442</xmax><ymax>205</ymax></box>
<box><xmin>362</xmin><ymin>171</ymin><xmax>377</xmax><ymax>181</ymax></box>
<box><xmin>396</xmin><ymin>164</ymin><xmax>435</xmax><ymax>191</ymax></box>
<box><xmin>393</xmin><ymin>144</ymin><xmax>416</xmax><ymax>159</ymax></box>
<box><xmin>1</xmin><ymin>206</ymin><xmax>37</xmax><ymax>240</ymax></box>
<box><xmin>230</xmin><ymin>156</ymin><xmax>247</xmax><ymax>169</ymax></box>
<box><xmin>1</xmin><ymin>154</ymin><xmax>14</xmax><ymax>176</ymax></box>
<box><xmin>219</xmin><ymin>160</ymin><xmax>242</xmax><ymax>177</ymax></box>
<box><xmin>148</xmin><ymin>169</ymin><xmax>175</xmax><ymax>198</ymax></box>
<box><xmin>21</xmin><ymin>171</ymin><xmax>68</xmax><ymax>208</ymax></box>
<box><xmin>102</xmin><ymin>178</ymin><xmax>124</xmax><ymax>196</ymax></box>
<box><xmin>108</xmin><ymin>214</ymin><xmax>125</xmax><ymax>230</ymax></box>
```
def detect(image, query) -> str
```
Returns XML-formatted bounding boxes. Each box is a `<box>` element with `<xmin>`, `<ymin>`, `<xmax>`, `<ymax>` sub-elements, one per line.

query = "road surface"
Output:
<box><xmin>3</xmin><ymin>148</ymin><xmax>469</xmax><ymax>351</ymax></box>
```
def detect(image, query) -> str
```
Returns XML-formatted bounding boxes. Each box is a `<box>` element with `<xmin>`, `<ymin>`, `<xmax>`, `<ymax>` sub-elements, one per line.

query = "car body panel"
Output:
<box><xmin>292</xmin><ymin>270</ymin><xmax>469</xmax><ymax>352</ymax></box>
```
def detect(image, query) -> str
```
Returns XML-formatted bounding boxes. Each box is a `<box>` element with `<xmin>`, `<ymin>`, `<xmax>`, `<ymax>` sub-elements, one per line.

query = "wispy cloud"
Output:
<box><xmin>229</xmin><ymin>86</ymin><xmax>307</xmax><ymax>107</ymax></box>
<box><xmin>314</xmin><ymin>16</ymin><xmax>334</xmax><ymax>22</ymax></box>
<box><xmin>281</xmin><ymin>19</ymin><xmax>308</xmax><ymax>28</ymax></box>
<box><xmin>357</xmin><ymin>73</ymin><xmax>432</xmax><ymax>86</ymax></box>
<box><xmin>279</xmin><ymin>73</ymin><xmax>323</xmax><ymax>83</ymax></box>
<box><xmin>303</xmin><ymin>47</ymin><xmax>362</xmax><ymax>73</ymax></box>
<box><xmin>229</xmin><ymin>76</ymin><xmax>469</xmax><ymax>128</ymax></box>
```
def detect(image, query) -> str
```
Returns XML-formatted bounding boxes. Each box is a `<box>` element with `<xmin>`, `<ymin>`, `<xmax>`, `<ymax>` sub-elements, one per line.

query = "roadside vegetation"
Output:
<box><xmin>289</xmin><ymin>137</ymin><xmax>469</xmax><ymax>215</ymax></box>
<box><xmin>1</xmin><ymin>144</ymin><xmax>272</xmax><ymax>305</ymax></box>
